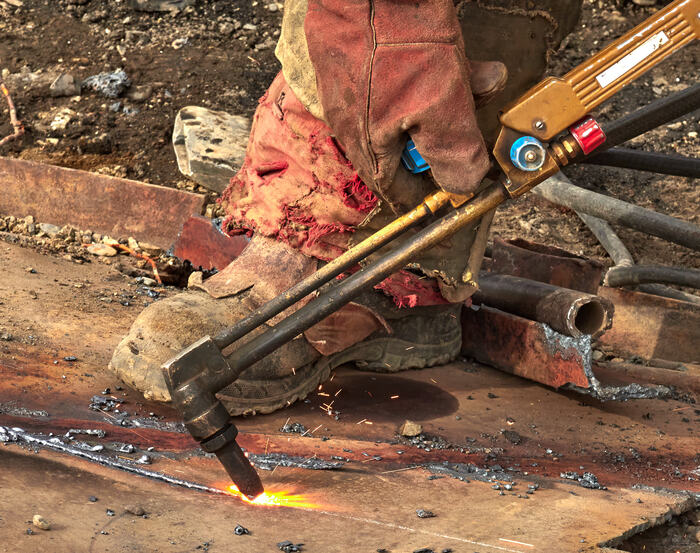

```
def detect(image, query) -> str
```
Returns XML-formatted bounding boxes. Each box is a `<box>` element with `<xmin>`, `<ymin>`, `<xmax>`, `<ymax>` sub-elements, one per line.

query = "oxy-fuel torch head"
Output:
<box><xmin>201</xmin><ymin>424</ymin><xmax>264</xmax><ymax>499</ymax></box>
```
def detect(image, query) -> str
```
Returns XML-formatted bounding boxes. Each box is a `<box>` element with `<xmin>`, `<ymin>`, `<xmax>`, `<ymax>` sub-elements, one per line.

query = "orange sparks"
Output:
<box><xmin>390</xmin><ymin>395</ymin><xmax>399</xmax><ymax>399</ymax></box>
<box><xmin>225</xmin><ymin>484</ymin><xmax>324</xmax><ymax>510</ymax></box>
<box><xmin>318</xmin><ymin>392</ymin><xmax>330</xmax><ymax>397</ymax></box>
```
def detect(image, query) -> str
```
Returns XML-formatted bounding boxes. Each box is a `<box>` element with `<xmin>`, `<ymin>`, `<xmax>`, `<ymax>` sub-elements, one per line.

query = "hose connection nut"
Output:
<box><xmin>509</xmin><ymin>136</ymin><xmax>547</xmax><ymax>172</ymax></box>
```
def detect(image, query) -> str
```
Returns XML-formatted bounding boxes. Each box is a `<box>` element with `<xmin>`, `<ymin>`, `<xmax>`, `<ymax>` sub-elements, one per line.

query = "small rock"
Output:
<box><xmin>688</xmin><ymin>131</ymin><xmax>698</xmax><ymax>139</ymax></box>
<box><xmin>277</xmin><ymin>540</ymin><xmax>303</xmax><ymax>552</ymax></box>
<box><xmin>416</xmin><ymin>509</ymin><xmax>436</xmax><ymax>518</ymax></box>
<box><xmin>49</xmin><ymin>73</ymin><xmax>80</xmax><ymax>97</ymax></box>
<box><xmin>127</xmin><ymin>237</ymin><xmax>140</xmax><ymax>251</ymax></box>
<box><xmin>124</xmin><ymin>505</ymin><xmax>145</xmax><ymax>516</ymax></box>
<box><xmin>126</xmin><ymin>85</ymin><xmax>152</xmax><ymax>103</ymax></box>
<box><xmin>39</xmin><ymin>222</ymin><xmax>61</xmax><ymax>236</ymax></box>
<box><xmin>173</xmin><ymin>106</ymin><xmax>251</xmax><ymax>193</ymax></box>
<box><xmin>82</xmin><ymin>69</ymin><xmax>131</xmax><ymax>98</ymax></box>
<box><xmin>267</xmin><ymin>3</ymin><xmax>278</xmax><ymax>11</ymax></box>
<box><xmin>219</xmin><ymin>21</ymin><xmax>236</xmax><ymax>35</ymax></box>
<box><xmin>171</xmin><ymin>38</ymin><xmax>188</xmax><ymax>49</ymax></box>
<box><xmin>48</xmin><ymin>108</ymin><xmax>76</xmax><ymax>131</ymax></box>
<box><xmin>78</xmin><ymin>132</ymin><xmax>113</xmax><ymax>155</ymax></box>
<box><xmin>88</xmin><ymin>496</ymin><xmax>98</xmax><ymax>502</ymax></box>
<box><xmin>125</xmin><ymin>30</ymin><xmax>150</xmax><ymax>45</ymax></box>
<box><xmin>399</xmin><ymin>420</ymin><xmax>422</xmax><ymax>437</ymax></box>
<box><xmin>632</xmin><ymin>0</ymin><xmax>656</xmax><ymax>5</ymax></box>
<box><xmin>592</xmin><ymin>350</ymin><xmax>604</xmax><ymax>361</ymax></box>
<box><xmin>0</xmin><ymin>333</ymin><xmax>13</xmax><ymax>341</ymax></box>
<box><xmin>187</xmin><ymin>271</ymin><xmax>204</xmax><ymax>289</ymax></box>
<box><xmin>130</xmin><ymin>0</ymin><xmax>195</xmax><ymax>12</ymax></box>
<box><xmin>233</xmin><ymin>524</ymin><xmax>249</xmax><ymax>535</ymax></box>
<box><xmin>502</xmin><ymin>430</ymin><xmax>522</xmax><ymax>445</ymax></box>
<box><xmin>87</xmin><ymin>243</ymin><xmax>118</xmax><ymax>257</ymax></box>
<box><xmin>242</xmin><ymin>23</ymin><xmax>258</xmax><ymax>31</ymax></box>
<box><xmin>106</xmin><ymin>509</ymin><xmax>115</xmax><ymax>516</ymax></box>
<box><xmin>32</xmin><ymin>515</ymin><xmax>50</xmax><ymax>530</ymax></box>
<box><xmin>141</xmin><ymin>277</ymin><xmax>157</xmax><ymax>287</ymax></box>
<box><xmin>138</xmin><ymin>242</ymin><xmax>162</xmax><ymax>257</ymax></box>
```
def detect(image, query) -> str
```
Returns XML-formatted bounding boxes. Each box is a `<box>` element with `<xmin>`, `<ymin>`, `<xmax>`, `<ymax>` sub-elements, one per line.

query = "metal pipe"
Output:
<box><xmin>533</xmin><ymin>173</ymin><xmax>700</xmax><ymax>251</ymax></box>
<box><xmin>606</xmin><ymin>265</ymin><xmax>700</xmax><ymax>289</ymax></box>
<box><xmin>212</xmin><ymin>190</ymin><xmax>452</xmax><ymax>350</ymax></box>
<box><xmin>575</xmin><ymin>209</ymin><xmax>700</xmax><ymax>304</ymax></box>
<box><xmin>582</xmin><ymin>148</ymin><xmax>700</xmax><ymax>178</ymax></box>
<box><xmin>207</xmin><ymin>184</ymin><xmax>507</xmax><ymax>393</ymax></box>
<box><xmin>600</xmin><ymin>82</ymin><xmax>700</xmax><ymax>150</ymax></box>
<box><xmin>472</xmin><ymin>273</ymin><xmax>614</xmax><ymax>338</ymax></box>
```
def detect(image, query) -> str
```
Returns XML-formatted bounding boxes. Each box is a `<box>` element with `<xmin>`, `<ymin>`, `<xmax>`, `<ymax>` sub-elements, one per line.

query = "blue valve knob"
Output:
<box><xmin>401</xmin><ymin>139</ymin><xmax>431</xmax><ymax>174</ymax></box>
<box><xmin>510</xmin><ymin>136</ymin><xmax>546</xmax><ymax>172</ymax></box>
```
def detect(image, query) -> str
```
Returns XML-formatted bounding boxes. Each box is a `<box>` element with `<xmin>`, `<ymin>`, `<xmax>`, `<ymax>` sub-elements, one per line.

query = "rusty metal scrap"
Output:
<box><xmin>461</xmin><ymin>305</ymin><xmax>674</xmax><ymax>400</ymax></box>
<box><xmin>490</xmin><ymin>238</ymin><xmax>603</xmax><ymax>294</ymax></box>
<box><xmin>172</xmin><ymin>215</ymin><xmax>249</xmax><ymax>270</ymax></box>
<box><xmin>473</xmin><ymin>273</ymin><xmax>613</xmax><ymax>338</ymax></box>
<box><xmin>598</xmin><ymin>287</ymin><xmax>700</xmax><ymax>363</ymax></box>
<box><xmin>0</xmin><ymin>156</ymin><xmax>205</xmax><ymax>249</ymax></box>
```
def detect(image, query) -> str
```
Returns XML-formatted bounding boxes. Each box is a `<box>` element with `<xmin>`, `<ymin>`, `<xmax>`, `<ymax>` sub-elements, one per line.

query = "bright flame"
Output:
<box><xmin>224</xmin><ymin>483</ymin><xmax>325</xmax><ymax>510</ymax></box>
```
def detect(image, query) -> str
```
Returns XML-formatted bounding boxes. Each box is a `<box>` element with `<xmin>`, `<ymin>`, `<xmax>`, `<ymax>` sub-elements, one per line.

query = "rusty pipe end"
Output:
<box><xmin>567</xmin><ymin>297</ymin><xmax>614</xmax><ymax>338</ymax></box>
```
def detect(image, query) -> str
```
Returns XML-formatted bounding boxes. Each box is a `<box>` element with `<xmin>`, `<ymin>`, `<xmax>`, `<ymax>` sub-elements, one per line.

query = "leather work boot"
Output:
<box><xmin>109</xmin><ymin>289</ymin><xmax>462</xmax><ymax>416</ymax></box>
<box><xmin>469</xmin><ymin>60</ymin><xmax>508</xmax><ymax>108</ymax></box>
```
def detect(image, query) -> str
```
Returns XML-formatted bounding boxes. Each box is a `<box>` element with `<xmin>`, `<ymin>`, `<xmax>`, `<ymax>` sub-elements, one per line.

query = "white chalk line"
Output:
<box><xmin>298</xmin><ymin>506</ymin><xmax>525</xmax><ymax>552</ymax></box>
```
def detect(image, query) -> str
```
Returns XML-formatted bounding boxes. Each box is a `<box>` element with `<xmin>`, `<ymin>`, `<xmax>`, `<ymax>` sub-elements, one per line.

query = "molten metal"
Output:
<box><xmin>225</xmin><ymin>483</ymin><xmax>324</xmax><ymax>510</ymax></box>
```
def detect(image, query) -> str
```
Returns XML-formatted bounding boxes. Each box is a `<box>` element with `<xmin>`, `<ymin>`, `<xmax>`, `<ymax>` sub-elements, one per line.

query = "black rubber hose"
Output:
<box><xmin>533</xmin><ymin>175</ymin><xmax>700</xmax><ymax>251</ymax></box>
<box><xmin>600</xmin><ymin>83</ymin><xmax>700</xmax><ymax>150</ymax></box>
<box><xmin>583</xmin><ymin>148</ymin><xmax>700</xmax><ymax>179</ymax></box>
<box><xmin>606</xmin><ymin>265</ymin><xmax>700</xmax><ymax>289</ymax></box>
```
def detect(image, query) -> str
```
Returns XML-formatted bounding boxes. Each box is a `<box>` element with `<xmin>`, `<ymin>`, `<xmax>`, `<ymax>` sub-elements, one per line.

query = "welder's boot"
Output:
<box><xmin>109</xmin><ymin>289</ymin><xmax>462</xmax><ymax>415</ymax></box>
<box><xmin>215</xmin><ymin>301</ymin><xmax>462</xmax><ymax>415</ymax></box>
<box><xmin>108</xmin><ymin>289</ymin><xmax>323</xmax><ymax>407</ymax></box>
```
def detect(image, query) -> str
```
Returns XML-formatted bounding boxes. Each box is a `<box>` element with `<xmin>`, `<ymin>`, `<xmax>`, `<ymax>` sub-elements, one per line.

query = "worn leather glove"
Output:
<box><xmin>305</xmin><ymin>0</ymin><xmax>493</xmax><ymax>198</ymax></box>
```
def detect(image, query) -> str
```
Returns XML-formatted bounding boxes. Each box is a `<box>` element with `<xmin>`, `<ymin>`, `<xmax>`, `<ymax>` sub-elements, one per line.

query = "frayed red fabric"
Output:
<box><xmin>219</xmin><ymin>72</ymin><xmax>448</xmax><ymax>307</ymax></box>
<box><xmin>374</xmin><ymin>270</ymin><xmax>449</xmax><ymax>308</ymax></box>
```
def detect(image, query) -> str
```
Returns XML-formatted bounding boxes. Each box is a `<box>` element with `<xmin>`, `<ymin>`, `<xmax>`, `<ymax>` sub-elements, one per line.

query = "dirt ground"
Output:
<box><xmin>0</xmin><ymin>0</ymin><xmax>698</xmax><ymax>271</ymax></box>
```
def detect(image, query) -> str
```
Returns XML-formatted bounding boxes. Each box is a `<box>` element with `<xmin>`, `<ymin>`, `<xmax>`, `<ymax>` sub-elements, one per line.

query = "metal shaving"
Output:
<box><xmin>560</xmin><ymin>471</ymin><xmax>607</xmax><ymax>490</ymax></box>
<box><xmin>82</xmin><ymin>69</ymin><xmax>131</xmax><ymax>98</ymax></box>
<box><xmin>249</xmin><ymin>452</ymin><xmax>344</xmax><ymax>471</ymax></box>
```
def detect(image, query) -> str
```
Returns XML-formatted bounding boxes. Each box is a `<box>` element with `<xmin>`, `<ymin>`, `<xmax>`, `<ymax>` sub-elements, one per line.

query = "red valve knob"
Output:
<box><xmin>569</xmin><ymin>116</ymin><xmax>606</xmax><ymax>155</ymax></box>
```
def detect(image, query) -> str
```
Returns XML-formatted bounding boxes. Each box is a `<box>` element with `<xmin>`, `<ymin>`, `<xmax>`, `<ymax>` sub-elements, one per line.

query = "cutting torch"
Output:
<box><xmin>162</xmin><ymin>0</ymin><xmax>700</xmax><ymax>499</ymax></box>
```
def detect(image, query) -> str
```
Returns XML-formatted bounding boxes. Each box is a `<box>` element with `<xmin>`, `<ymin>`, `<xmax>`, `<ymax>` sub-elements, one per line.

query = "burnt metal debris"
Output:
<box><xmin>248</xmin><ymin>453</ymin><xmax>344</xmax><ymax>472</ymax></box>
<box><xmin>234</xmin><ymin>524</ymin><xmax>250</xmax><ymax>535</ymax></box>
<box><xmin>416</xmin><ymin>509</ymin><xmax>436</xmax><ymax>518</ymax></box>
<box><xmin>560</xmin><ymin>471</ymin><xmax>607</xmax><ymax>490</ymax></box>
<box><xmin>280</xmin><ymin>422</ymin><xmax>309</xmax><ymax>435</ymax></box>
<box><xmin>277</xmin><ymin>540</ymin><xmax>304</xmax><ymax>552</ymax></box>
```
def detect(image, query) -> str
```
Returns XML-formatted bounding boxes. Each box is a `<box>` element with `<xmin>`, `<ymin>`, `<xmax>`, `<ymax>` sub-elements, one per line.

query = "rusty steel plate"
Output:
<box><xmin>491</xmin><ymin>237</ymin><xmax>604</xmax><ymax>294</ymax></box>
<box><xmin>0</xmin><ymin>156</ymin><xmax>205</xmax><ymax>248</ymax></box>
<box><xmin>172</xmin><ymin>215</ymin><xmax>249</xmax><ymax>270</ymax></box>
<box><xmin>598</xmin><ymin>286</ymin><xmax>700</xmax><ymax>363</ymax></box>
<box><xmin>461</xmin><ymin>305</ymin><xmax>593</xmax><ymax>390</ymax></box>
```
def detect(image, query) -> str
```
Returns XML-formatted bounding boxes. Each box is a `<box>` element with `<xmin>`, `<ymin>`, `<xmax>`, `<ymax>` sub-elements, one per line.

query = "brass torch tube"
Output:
<box><xmin>207</xmin><ymin>184</ymin><xmax>506</xmax><ymax>393</ymax></box>
<box><xmin>212</xmin><ymin>190</ymin><xmax>453</xmax><ymax>350</ymax></box>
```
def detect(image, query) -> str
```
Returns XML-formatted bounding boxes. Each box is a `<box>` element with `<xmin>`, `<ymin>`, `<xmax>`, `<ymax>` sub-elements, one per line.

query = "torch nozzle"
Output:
<box><xmin>201</xmin><ymin>425</ymin><xmax>264</xmax><ymax>499</ymax></box>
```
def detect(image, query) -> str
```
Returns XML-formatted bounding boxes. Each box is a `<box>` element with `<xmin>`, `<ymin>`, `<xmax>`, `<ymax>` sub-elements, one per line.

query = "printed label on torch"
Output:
<box><xmin>596</xmin><ymin>31</ymin><xmax>669</xmax><ymax>89</ymax></box>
